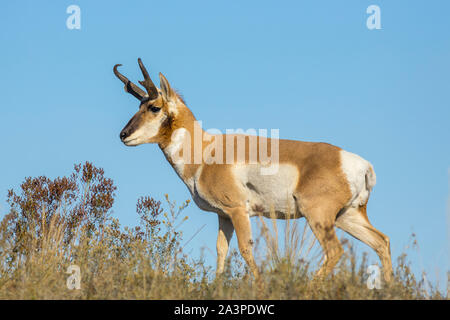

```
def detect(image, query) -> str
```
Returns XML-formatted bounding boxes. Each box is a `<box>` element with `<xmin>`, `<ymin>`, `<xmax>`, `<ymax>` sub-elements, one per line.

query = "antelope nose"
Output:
<box><xmin>120</xmin><ymin>130</ymin><xmax>128</xmax><ymax>140</ymax></box>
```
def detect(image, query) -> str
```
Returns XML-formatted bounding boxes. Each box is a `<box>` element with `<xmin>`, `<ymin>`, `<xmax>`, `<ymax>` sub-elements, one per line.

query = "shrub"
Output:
<box><xmin>0</xmin><ymin>162</ymin><xmax>447</xmax><ymax>299</ymax></box>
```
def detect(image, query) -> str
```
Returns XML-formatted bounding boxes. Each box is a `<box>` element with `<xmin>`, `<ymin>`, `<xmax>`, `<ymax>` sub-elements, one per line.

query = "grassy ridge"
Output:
<box><xmin>0</xmin><ymin>162</ymin><xmax>447</xmax><ymax>299</ymax></box>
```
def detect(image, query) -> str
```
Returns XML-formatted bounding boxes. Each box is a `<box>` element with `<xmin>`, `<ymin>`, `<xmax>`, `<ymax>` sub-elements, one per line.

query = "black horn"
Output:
<box><xmin>113</xmin><ymin>64</ymin><xmax>146</xmax><ymax>101</ymax></box>
<box><xmin>137</xmin><ymin>58</ymin><xmax>159</xmax><ymax>100</ymax></box>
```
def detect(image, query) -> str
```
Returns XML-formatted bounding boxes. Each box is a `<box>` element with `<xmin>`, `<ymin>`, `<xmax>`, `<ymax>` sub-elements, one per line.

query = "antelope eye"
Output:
<box><xmin>148</xmin><ymin>106</ymin><xmax>161</xmax><ymax>113</ymax></box>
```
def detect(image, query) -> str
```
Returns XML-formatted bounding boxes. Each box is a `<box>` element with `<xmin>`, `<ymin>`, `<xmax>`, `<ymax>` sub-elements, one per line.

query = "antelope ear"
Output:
<box><xmin>159</xmin><ymin>73</ymin><xmax>176</xmax><ymax>101</ymax></box>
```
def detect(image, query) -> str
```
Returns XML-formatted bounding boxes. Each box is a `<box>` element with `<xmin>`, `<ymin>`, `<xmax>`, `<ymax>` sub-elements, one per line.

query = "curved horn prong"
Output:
<box><xmin>137</xmin><ymin>58</ymin><xmax>159</xmax><ymax>99</ymax></box>
<box><xmin>113</xmin><ymin>64</ymin><xmax>146</xmax><ymax>101</ymax></box>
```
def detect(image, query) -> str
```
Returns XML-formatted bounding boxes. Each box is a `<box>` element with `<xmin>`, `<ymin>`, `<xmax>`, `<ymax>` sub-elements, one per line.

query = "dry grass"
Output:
<box><xmin>0</xmin><ymin>162</ymin><xmax>447</xmax><ymax>300</ymax></box>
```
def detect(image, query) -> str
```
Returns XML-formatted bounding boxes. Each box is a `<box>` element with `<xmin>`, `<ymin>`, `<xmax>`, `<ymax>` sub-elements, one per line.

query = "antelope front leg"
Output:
<box><xmin>216</xmin><ymin>215</ymin><xmax>234</xmax><ymax>276</ymax></box>
<box><xmin>230</xmin><ymin>208</ymin><xmax>260</xmax><ymax>279</ymax></box>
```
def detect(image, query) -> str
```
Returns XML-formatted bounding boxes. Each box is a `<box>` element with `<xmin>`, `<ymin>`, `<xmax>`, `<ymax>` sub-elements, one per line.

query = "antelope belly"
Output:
<box><xmin>234</xmin><ymin>163</ymin><xmax>300</xmax><ymax>218</ymax></box>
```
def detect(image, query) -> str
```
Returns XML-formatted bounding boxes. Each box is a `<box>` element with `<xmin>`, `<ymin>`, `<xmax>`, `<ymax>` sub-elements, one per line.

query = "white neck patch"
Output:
<box><xmin>163</xmin><ymin>127</ymin><xmax>189</xmax><ymax>176</ymax></box>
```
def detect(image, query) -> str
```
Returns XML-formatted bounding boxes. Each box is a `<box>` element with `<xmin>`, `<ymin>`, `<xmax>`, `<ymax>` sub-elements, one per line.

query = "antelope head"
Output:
<box><xmin>114</xmin><ymin>58</ymin><xmax>182</xmax><ymax>146</ymax></box>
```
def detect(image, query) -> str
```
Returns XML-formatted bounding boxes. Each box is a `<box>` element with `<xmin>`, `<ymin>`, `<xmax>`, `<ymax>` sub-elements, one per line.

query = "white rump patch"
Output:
<box><xmin>340</xmin><ymin>150</ymin><xmax>376</xmax><ymax>207</ymax></box>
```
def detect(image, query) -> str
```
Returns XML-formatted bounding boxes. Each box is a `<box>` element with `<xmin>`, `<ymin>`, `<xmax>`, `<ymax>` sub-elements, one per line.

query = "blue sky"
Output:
<box><xmin>1</xmin><ymin>1</ymin><xmax>449</xmax><ymax>289</ymax></box>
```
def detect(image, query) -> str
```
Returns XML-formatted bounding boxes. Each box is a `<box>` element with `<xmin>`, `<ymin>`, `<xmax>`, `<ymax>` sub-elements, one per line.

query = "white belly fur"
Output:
<box><xmin>234</xmin><ymin>163</ymin><xmax>300</xmax><ymax>218</ymax></box>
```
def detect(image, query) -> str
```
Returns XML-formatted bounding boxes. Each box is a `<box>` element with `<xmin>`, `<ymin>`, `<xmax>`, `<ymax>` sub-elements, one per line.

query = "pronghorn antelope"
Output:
<box><xmin>114</xmin><ymin>59</ymin><xmax>393</xmax><ymax>282</ymax></box>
